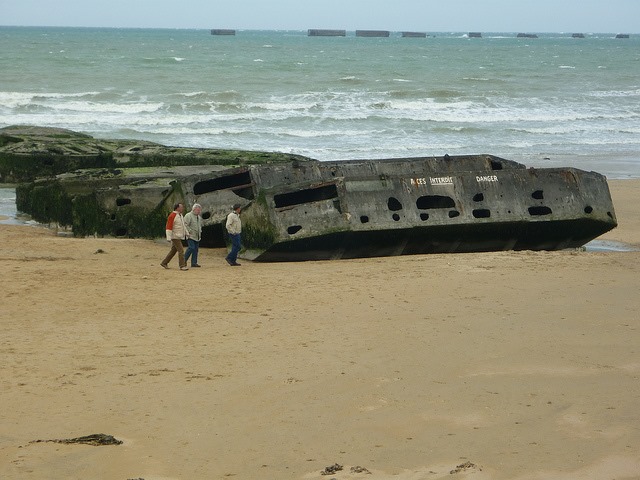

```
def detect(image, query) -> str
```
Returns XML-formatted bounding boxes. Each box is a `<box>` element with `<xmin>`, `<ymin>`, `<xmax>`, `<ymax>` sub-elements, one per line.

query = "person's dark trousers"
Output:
<box><xmin>226</xmin><ymin>233</ymin><xmax>241</xmax><ymax>264</ymax></box>
<box><xmin>185</xmin><ymin>239</ymin><xmax>200</xmax><ymax>266</ymax></box>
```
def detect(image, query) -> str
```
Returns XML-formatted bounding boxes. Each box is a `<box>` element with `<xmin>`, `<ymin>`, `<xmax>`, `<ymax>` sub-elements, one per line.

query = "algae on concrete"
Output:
<box><xmin>1</xmin><ymin>125</ymin><xmax>313</xmax><ymax>183</ymax></box>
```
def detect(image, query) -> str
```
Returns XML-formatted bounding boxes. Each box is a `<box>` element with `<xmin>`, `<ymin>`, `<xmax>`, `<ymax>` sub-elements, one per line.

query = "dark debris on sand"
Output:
<box><xmin>351</xmin><ymin>465</ymin><xmax>372</xmax><ymax>474</ymax></box>
<box><xmin>30</xmin><ymin>433</ymin><xmax>123</xmax><ymax>446</ymax></box>
<box><xmin>321</xmin><ymin>463</ymin><xmax>343</xmax><ymax>475</ymax></box>
<box><xmin>450</xmin><ymin>461</ymin><xmax>481</xmax><ymax>474</ymax></box>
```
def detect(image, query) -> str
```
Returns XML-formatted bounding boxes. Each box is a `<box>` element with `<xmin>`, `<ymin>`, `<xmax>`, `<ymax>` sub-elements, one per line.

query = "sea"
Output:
<box><xmin>1</xmin><ymin>26</ymin><xmax>640</xmax><ymax>179</ymax></box>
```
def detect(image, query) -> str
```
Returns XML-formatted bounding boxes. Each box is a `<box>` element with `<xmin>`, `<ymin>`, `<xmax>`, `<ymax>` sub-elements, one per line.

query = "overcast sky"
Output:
<box><xmin>2</xmin><ymin>0</ymin><xmax>639</xmax><ymax>33</ymax></box>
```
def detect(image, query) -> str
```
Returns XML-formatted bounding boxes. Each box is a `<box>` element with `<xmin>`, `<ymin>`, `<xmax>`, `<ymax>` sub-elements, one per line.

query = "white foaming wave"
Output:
<box><xmin>0</xmin><ymin>92</ymin><xmax>37</xmax><ymax>108</ymax></box>
<box><xmin>273</xmin><ymin>128</ymin><xmax>377</xmax><ymax>138</ymax></box>
<box><xmin>588</xmin><ymin>89</ymin><xmax>640</xmax><ymax>98</ymax></box>
<box><xmin>51</xmin><ymin>100</ymin><xmax>164</xmax><ymax>114</ymax></box>
<box><xmin>243</xmin><ymin>100</ymin><xmax>316</xmax><ymax>112</ymax></box>
<box><xmin>5</xmin><ymin>90</ymin><xmax>636</xmax><ymax>130</ymax></box>
<box><xmin>377</xmin><ymin>98</ymin><xmax>639</xmax><ymax>124</ymax></box>
<box><xmin>510</xmin><ymin>123</ymin><xmax>640</xmax><ymax>136</ymax></box>
<box><xmin>386</xmin><ymin>98</ymin><xmax>476</xmax><ymax>112</ymax></box>
<box><xmin>578</xmin><ymin>137</ymin><xmax>640</xmax><ymax>146</ymax></box>
<box><xmin>0</xmin><ymin>91</ymin><xmax>102</xmax><ymax>108</ymax></box>
<box><xmin>146</xmin><ymin>125</ymin><xmax>374</xmax><ymax>139</ymax></box>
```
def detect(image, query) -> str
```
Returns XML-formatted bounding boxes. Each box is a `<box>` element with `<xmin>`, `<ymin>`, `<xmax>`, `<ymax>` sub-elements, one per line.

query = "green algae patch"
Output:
<box><xmin>1</xmin><ymin>125</ymin><xmax>314</xmax><ymax>183</ymax></box>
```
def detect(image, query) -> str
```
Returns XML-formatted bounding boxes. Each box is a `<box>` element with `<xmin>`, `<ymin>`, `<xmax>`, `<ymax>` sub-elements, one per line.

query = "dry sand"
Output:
<box><xmin>1</xmin><ymin>179</ymin><xmax>639</xmax><ymax>480</ymax></box>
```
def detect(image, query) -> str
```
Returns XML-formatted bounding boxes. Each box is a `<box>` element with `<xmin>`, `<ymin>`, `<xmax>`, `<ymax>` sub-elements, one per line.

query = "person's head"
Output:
<box><xmin>233</xmin><ymin>203</ymin><xmax>242</xmax><ymax>213</ymax></box>
<box><xmin>174</xmin><ymin>202</ymin><xmax>184</xmax><ymax>213</ymax></box>
<box><xmin>192</xmin><ymin>203</ymin><xmax>202</xmax><ymax>215</ymax></box>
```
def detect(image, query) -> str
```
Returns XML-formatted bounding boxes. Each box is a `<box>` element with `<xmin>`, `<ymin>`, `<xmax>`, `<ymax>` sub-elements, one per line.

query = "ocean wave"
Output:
<box><xmin>587</xmin><ymin>89</ymin><xmax>640</xmax><ymax>98</ymax></box>
<box><xmin>4</xmin><ymin>95</ymin><xmax>637</xmax><ymax>128</ymax></box>
<box><xmin>47</xmin><ymin>100</ymin><xmax>164</xmax><ymax>114</ymax></box>
<box><xmin>0</xmin><ymin>91</ymin><xmax>103</xmax><ymax>108</ymax></box>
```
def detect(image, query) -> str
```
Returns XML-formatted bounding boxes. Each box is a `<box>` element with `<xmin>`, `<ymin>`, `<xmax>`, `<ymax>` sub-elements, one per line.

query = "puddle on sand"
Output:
<box><xmin>584</xmin><ymin>239</ymin><xmax>637</xmax><ymax>252</ymax></box>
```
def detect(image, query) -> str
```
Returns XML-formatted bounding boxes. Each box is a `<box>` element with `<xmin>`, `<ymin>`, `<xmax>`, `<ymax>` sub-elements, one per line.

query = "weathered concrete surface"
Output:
<box><xmin>0</xmin><ymin>125</ymin><xmax>311</xmax><ymax>183</ymax></box>
<box><xmin>16</xmin><ymin>147</ymin><xmax>618</xmax><ymax>261</ymax></box>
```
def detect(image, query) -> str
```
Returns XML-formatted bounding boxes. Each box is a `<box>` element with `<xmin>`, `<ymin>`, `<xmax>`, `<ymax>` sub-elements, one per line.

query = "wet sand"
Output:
<box><xmin>0</xmin><ymin>179</ymin><xmax>639</xmax><ymax>479</ymax></box>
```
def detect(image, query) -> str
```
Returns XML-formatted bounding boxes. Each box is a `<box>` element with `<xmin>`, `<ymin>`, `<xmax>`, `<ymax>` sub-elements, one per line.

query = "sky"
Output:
<box><xmin>2</xmin><ymin>0</ymin><xmax>639</xmax><ymax>33</ymax></box>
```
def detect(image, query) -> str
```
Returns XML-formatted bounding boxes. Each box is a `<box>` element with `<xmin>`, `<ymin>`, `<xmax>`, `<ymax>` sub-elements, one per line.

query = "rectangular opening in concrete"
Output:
<box><xmin>193</xmin><ymin>171</ymin><xmax>252</xmax><ymax>196</ymax></box>
<box><xmin>274</xmin><ymin>184</ymin><xmax>338</xmax><ymax>208</ymax></box>
<box><xmin>416</xmin><ymin>195</ymin><xmax>455</xmax><ymax>209</ymax></box>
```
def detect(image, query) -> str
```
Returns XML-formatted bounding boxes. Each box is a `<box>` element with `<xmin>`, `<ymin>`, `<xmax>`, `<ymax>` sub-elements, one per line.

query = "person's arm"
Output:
<box><xmin>183</xmin><ymin>214</ymin><xmax>193</xmax><ymax>238</ymax></box>
<box><xmin>166</xmin><ymin>212</ymin><xmax>176</xmax><ymax>241</ymax></box>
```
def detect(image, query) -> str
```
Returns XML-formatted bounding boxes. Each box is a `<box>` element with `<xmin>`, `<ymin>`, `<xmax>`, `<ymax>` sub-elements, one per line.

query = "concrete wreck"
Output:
<box><xmin>6</xmin><ymin>126</ymin><xmax>617</xmax><ymax>261</ymax></box>
<box><xmin>172</xmin><ymin>155</ymin><xmax>617</xmax><ymax>260</ymax></box>
<box><xmin>16</xmin><ymin>154</ymin><xmax>617</xmax><ymax>262</ymax></box>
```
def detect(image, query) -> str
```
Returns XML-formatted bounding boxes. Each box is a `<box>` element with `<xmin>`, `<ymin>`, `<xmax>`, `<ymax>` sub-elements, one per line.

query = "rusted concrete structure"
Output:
<box><xmin>401</xmin><ymin>32</ymin><xmax>427</xmax><ymax>38</ymax></box>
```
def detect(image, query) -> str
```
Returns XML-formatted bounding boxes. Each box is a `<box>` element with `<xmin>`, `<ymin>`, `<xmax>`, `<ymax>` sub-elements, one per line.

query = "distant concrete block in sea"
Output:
<box><xmin>210</xmin><ymin>29</ymin><xmax>236</xmax><ymax>36</ymax></box>
<box><xmin>356</xmin><ymin>30</ymin><xmax>390</xmax><ymax>38</ymax></box>
<box><xmin>401</xmin><ymin>31</ymin><xmax>427</xmax><ymax>38</ymax></box>
<box><xmin>468</xmin><ymin>32</ymin><xmax>482</xmax><ymax>38</ymax></box>
<box><xmin>308</xmin><ymin>29</ymin><xmax>346</xmax><ymax>37</ymax></box>
<box><xmin>572</xmin><ymin>33</ymin><xmax>585</xmax><ymax>38</ymax></box>
<box><xmin>615</xmin><ymin>34</ymin><xmax>630</xmax><ymax>39</ymax></box>
<box><xmin>517</xmin><ymin>33</ymin><xmax>538</xmax><ymax>38</ymax></box>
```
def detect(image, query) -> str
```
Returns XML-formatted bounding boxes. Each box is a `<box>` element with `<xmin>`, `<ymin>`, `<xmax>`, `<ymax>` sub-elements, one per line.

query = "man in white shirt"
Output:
<box><xmin>225</xmin><ymin>204</ymin><xmax>242</xmax><ymax>266</ymax></box>
<box><xmin>161</xmin><ymin>202</ymin><xmax>189</xmax><ymax>270</ymax></box>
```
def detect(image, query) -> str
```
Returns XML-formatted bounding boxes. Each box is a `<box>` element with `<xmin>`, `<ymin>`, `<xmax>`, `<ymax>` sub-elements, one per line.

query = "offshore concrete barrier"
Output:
<box><xmin>401</xmin><ymin>31</ymin><xmax>427</xmax><ymax>38</ymax></box>
<box><xmin>517</xmin><ymin>33</ymin><xmax>538</xmax><ymax>38</ymax></box>
<box><xmin>308</xmin><ymin>29</ymin><xmax>346</xmax><ymax>37</ymax></box>
<box><xmin>572</xmin><ymin>33</ymin><xmax>585</xmax><ymax>38</ymax></box>
<box><xmin>615</xmin><ymin>34</ymin><xmax>630</xmax><ymax>39</ymax></box>
<box><xmin>468</xmin><ymin>32</ymin><xmax>482</xmax><ymax>38</ymax></box>
<box><xmin>210</xmin><ymin>29</ymin><xmax>236</xmax><ymax>35</ymax></box>
<box><xmin>356</xmin><ymin>30</ymin><xmax>390</xmax><ymax>37</ymax></box>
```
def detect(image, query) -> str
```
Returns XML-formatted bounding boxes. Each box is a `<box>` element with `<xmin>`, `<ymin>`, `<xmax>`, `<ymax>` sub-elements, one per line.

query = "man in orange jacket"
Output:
<box><xmin>160</xmin><ymin>203</ymin><xmax>189</xmax><ymax>270</ymax></box>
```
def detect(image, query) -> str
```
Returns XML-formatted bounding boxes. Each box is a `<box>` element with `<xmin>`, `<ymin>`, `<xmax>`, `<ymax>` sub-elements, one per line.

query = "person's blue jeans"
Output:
<box><xmin>226</xmin><ymin>233</ymin><xmax>241</xmax><ymax>263</ymax></box>
<box><xmin>184</xmin><ymin>239</ymin><xmax>200</xmax><ymax>266</ymax></box>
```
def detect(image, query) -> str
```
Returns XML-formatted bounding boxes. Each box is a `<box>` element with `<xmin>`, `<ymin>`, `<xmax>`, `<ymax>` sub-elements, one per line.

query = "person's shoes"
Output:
<box><xmin>180</xmin><ymin>266</ymin><xmax>189</xmax><ymax>271</ymax></box>
<box><xmin>225</xmin><ymin>258</ymin><xmax>233</xmax><ymax>266</ymax></box>
<box><xmin>192</xmin><ymin>264</ymin><xmax>201</xmax><ymax>268</ymax></box>
<box><xmin>160</xmin><ymin>263</ymin><xmax>169</xmax><ymax>269</ymax></box>
<box><xmin>231</xmin><ymin>262</ymin><xmax>241</xmax><ymax>266</ymax></box>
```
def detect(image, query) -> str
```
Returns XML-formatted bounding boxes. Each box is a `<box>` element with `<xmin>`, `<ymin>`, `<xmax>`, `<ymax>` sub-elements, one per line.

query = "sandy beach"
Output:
<box><xmin>1</xmin><ymin>179</ymin><xmax>639</xmax><ymax>480</ymax></box>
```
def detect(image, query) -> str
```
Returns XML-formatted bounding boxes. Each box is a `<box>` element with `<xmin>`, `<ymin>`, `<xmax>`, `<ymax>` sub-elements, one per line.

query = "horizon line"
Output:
<box><xmin>0</xmin><ymin>25</ymin><xmax>636</xmax><ymax>35</ymax></box>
